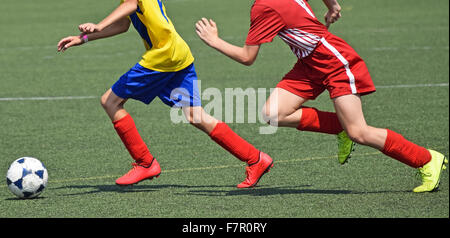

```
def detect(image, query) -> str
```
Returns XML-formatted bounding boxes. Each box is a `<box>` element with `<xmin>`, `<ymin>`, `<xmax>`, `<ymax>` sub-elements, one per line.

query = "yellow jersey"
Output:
<box><xmin>121</xmin><ymin>0</ymin><xmax>194</xmax><ymax>72</ymax></box>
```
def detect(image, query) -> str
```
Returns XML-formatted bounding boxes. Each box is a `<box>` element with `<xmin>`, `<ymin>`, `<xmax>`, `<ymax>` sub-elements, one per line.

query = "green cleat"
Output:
<box><xmin>337</xmin><ymin>131</ymin><xmax>356</xmax><ymax>165</ymax></box>
<box><xmin>413</xmin><ymin>150</ymin><xmax>448</xmax><ymax>193</ymax></box>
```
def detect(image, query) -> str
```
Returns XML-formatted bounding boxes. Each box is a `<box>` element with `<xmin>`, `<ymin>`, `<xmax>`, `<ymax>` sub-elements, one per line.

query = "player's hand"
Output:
<box><xmin>195</xmin><ymin>18</ymin><xmax>219</xmax><ymax>47</ymax></box>
<box><xmin>57</xmin><ymin>35</ymin><xmax>84</xmax><ymax>52</ymax></box>
<box><xmin>78</xmin><ymin>23</ymin><xmax>101</xmax><ymax>34</ymax></box>
<box><xmin>324</xmin><ymin>6</ymin><xmax>341</xmax><ymax>28</ymax></box>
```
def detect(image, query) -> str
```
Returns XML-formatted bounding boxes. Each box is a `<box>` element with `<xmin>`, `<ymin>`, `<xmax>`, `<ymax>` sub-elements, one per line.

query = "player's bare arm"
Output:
<box><xmin>195</xmin><ymin>18</ymin><xmax>260</xmax><ymax>66</ymax></box>
<box><xmin>322</xmin><ymin>0</ymin><xmax>342</xmax><ymax>27</ymax></box>
<box><xmin>79</xmin><ymin>0</ymin><xmax>138</xmax><ymax>33</ymax></box>
<box><xmin>57</xmin><ymin>17</ymin><xmax>130</xmax><ymax>52</ymax></box>
<box><xmin>82</xmin><ymin>17</ymin><xmax>131</xmax><ymax>42</ymax></box>
<box><xmin>57</xmin><ymin>0</ymin><xmax>137</xmax><ymax>52</ymax></box>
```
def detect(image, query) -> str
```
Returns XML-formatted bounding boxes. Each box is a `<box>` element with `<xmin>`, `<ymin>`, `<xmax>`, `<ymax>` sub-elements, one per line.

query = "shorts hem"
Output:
<box><xmin>276</xmin><ymin>81</ymin><xmax>318</xmax><ymax>100</ymax></box>
<box><xmin>111</xmin><ymin>85</ymin><xmax>129</xmax><ymax>100</ymax></box>
<box><xmin>330</xmin><ymin>88</ymin><xmax>377</xmax><ymax>99</ymax></box>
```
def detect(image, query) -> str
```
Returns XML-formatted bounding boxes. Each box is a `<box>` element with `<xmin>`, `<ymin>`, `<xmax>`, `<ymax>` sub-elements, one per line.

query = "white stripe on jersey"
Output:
<box><xmin>278</xmin><ymin>28</ymin><xmax>321</xmax><ymax>58</ymax></box>
<box><xmin>294</xmin><ymin>0</ymin><xmax>316</xmax><ymax>18</ymax></box>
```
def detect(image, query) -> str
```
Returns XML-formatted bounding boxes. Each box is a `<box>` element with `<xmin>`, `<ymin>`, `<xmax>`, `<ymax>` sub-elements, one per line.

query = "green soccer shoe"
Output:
<box><xmin>337</xmin><ymin>131</ymin><xmax>356</xmax><ymax>165</ymax></box>
<box><xmin>413</xmin><ymin>149</ymin><xmax>448</xmax><ymax>193</ymax></box>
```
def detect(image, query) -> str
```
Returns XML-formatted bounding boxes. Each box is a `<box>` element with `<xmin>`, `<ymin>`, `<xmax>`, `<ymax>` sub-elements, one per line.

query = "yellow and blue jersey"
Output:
<box><xmin>121</xmin><ymin>0</ymin><xmax>194</xmax><ymax>72</ymax></box>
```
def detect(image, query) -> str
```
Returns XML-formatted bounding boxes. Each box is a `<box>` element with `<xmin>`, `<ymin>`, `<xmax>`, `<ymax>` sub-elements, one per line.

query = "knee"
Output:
<box><xmin>100</xmin><ymin>92</ymin><xmax>121</xmax><ymax>111</ymax></box>
<box><xmin>261</xmin><ymin>107</ymin><xmax>291</xmax><ymax>127</ymax></box>
<box><xmin>345</xmin><ymin>127</ymin><xmax>370</xmax><ymax>145</ymax></box>
<box><xmin>261</xmin><ymin>106</ymin><xmax>276</xmax><ymax>125</ymax></box>
<box><xmin>100</xmin><ymin>93</ymin><xmax>109</xmax><ymax>109</ymax></box>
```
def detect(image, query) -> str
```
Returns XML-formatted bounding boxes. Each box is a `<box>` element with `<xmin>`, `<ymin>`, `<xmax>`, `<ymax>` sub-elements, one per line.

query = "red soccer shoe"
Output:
<box><xmin>237</xmin><ymin>152</ymin><xmax>273</xmax><ymax>188</ymax></box>
<box><xmin>115</xmin><ymin>159</ymin><xmax>161</xmax><ymax>186</ymax></box>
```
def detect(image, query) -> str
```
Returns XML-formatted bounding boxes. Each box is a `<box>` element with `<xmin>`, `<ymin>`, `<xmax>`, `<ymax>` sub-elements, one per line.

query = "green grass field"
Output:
<box><xmin>0</xmin><ymin>0</ymin><xmax>448</xmax><ymax>218</ymax></box>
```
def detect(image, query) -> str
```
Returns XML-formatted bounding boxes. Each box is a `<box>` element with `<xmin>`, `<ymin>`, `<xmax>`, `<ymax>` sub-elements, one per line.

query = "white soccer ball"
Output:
<box><xmin>6</xmin><ymin>157</ymin><xmax>48</xmax><ymax>199</ymax></box>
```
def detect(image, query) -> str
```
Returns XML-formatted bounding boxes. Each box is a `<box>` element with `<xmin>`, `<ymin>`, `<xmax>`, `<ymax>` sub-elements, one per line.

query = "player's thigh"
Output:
<box><xmin>332</xmin><ymin>94</ymin><xmax>369</xmax><ymax>136</ymax></box>
<box><xmin>112</xmin><ymin>63</ymin><xmax>173</xmax><ymax>105</ymax></box>
<box><xmin>263</xmin><ymin>87</ymin><xmax>308</xmax><ymax>119</ymax></box>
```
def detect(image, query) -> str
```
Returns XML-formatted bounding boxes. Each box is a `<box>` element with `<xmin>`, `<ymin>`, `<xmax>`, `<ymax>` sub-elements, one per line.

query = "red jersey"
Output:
<box><xmin>246</xmin><ymin>0</ymin><xmax>375</xmax><ymax>99</ymax></box>
<box><xmin>246</xmin><ymin>0</ymin><xmax>328</xmax><ymax>59</ymax></box>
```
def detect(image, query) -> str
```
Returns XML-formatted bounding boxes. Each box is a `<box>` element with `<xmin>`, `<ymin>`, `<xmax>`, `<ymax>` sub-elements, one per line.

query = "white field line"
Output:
<box><xmin>376</xmin><ymin>83</ymin><xmax>449</xmax><ymax>88</ymax></box>
<box><xmin>0</xmin><ymin>41</ymin><xmax>448</xmax><ymax>54</ymax></box>
<box><xmin>0</xmin><ymin>43</ymin><xmax>446</xmax><ymax>60</ymax></box>
<box><xmin>370</xmin><ymin>46</ymin><xmax>450</xmax><ymax>51</ymax></box>
<box><xmin>0</xmin><ymin>96</ymin><xmax>98</xmax><ymax>101</ymax></box>
<box><xmin>0</xmin><ymin>83</ymin><xmax>448</xmax><ymax>102</ymax></box>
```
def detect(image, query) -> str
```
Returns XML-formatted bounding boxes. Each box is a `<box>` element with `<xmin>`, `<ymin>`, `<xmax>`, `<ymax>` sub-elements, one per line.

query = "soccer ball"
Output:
<box><xmin>6</xmin><ymin>157</ymin><xmax>48</xmax><ymax>199</ymax></box>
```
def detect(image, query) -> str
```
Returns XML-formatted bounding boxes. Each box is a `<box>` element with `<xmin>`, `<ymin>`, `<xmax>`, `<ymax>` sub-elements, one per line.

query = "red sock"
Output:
<box><xmin>382</xmin><ymin>129</ymin><xmax>431</xmax><ymax>168</ymax></box>
<box><xmin>297</xmin><ymin>107</ymin><xmax>343</xmax><ymax>134</ymax></box>
<box><xmin>113</xmin><ymin>114</ymin><xmax>154</xmax><ymax>167</ymax></box>
<box><xmin>209</xmin><ymin>122</ymin><xmax>260</xmax><ymax>165</ymax></box>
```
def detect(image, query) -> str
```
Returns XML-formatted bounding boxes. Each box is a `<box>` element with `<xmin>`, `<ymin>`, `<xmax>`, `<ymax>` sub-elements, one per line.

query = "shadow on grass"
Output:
<box><xmin>48</xmin><ymin>183</ymin><xmax>405</xmax><ymax>197</ymax></box>
<box><xmin>50</xmin><ymin>184</ymin><xmax>234</xmax><ymax>197</ymax></box>
<box><xmin>4</xmin><ymin>196</ymin><xmax>47</xmax><ymax>201</ymax></box>
<box><xmin>183</xmin><ymin>185</ymin><xmax>358</xmax><ymax>197</ymax></box>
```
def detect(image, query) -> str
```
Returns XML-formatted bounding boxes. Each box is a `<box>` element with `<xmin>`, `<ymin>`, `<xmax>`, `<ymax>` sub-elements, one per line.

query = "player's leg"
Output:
<box><xmin>160</xmin><ymin>64</ymin><xmax>273</xmax><ymax>188</ymax></box>
<box><xmin>100</xmin><ymin>88</ymin><xmax>156</xmax><ymax>165</ymax></box>
<box><xmin>333</xmin><ymin>94</ymin><xmax>448</xmax><ymax>192</ymax></box>
<box><xmin>332</xmin><ymin>95</ymin><xmax>386</xmax><ymax>149</ymax></box>
<box><xmin>100</xmin><ymin>88</ymin><xmax>128</xmax><ymax>121</ymax></box>
<box><xmin>263</xmin><ymin>87</ymin><xmax>342</xmax><ymax>133</ymax></box>
<box><xmin>105</xmin><ymin>64</ymin><xmax>174</xmax><ymax>186</ymax></box>
<box><xmin>182</xmin><ymin>106</ymin><xmax>218</xmax><ymax>134</ymax></box>
<box><xmin>183</xmin><ymin>106</ymin><xmax>260</xmax><ymax>165</ymax></box>
<box><xmin>182</xmin><ymin>106</ymin><xmax>273</xmax><ymax>188</ymax></box>
<box><xmin>262</xmin><ymin>87</ymin><xmax>355</xmax><ymax>164</ymax></box>
<box><xmin>101</xmin><ymin>88</ymin><xmax>161</xmax><ymax>186</ymax></box>
<box><xmin>261</xmin><ymin>87</ymin><xmax>308</xmax><ymax>128</ymax></box>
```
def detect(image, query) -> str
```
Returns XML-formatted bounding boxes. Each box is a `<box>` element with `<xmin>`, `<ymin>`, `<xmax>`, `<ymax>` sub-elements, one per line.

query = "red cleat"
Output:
<box><xmin>237</xmin><ymin>152</ymin><xmax>273</xmax><ymax>188</ymax></box>
<box><xmin>115</xmin><ymin>159</ymin><xmax>161</xmax><ymax>186</ymax></box>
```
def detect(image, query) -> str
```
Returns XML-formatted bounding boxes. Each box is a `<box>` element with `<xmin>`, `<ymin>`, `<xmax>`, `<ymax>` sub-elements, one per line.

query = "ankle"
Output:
<box><xmin>138</xmin><ymin>157</ymin><xmax>156</xmax><ymax>168</ymax></box>
<box><xmin>247</xmin><ymin>152</ymin><xmax>261</xmax><ymax>166</ymax></box>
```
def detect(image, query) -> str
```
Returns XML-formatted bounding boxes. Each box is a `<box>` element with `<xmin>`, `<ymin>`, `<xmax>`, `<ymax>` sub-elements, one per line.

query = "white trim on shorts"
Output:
<box><xmin>319</xmin><ymin>38</ymin><xmax>357</xmax><ymax>94</ymax></box>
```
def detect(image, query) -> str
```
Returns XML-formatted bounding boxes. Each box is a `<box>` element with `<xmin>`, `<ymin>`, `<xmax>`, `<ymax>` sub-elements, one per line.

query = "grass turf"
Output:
<box><xmin>0</xmin><ymin>0</ymin><xmax>448</xmax><ymax>218</ymax></box>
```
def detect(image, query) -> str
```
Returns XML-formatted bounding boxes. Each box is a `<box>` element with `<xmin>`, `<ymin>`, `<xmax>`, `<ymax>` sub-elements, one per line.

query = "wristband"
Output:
<box><xmin>82</xmin><ymin>34</ymin><xmax>89</xmax><ymax>43</ymax></box>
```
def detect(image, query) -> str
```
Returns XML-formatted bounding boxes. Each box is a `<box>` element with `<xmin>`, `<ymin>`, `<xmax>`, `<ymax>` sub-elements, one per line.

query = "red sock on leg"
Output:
<box><xmin>297</xmin><ymin>107</ymin><xmax>343</xmax><ymax>135</ymax></box>
<box><xmin>113</xmin><ymin>114</ymin><xmax>154</xmax><ymax>167</ymax></box>
<box><xmin>209</xmin><ymin>122</ymin><xmax>260</xmax><ymax>165</ymax></box>
<box><xmin>382</xmin><ymin>129</ymin><xmax>431</xmax><ymax>168</ymax></box>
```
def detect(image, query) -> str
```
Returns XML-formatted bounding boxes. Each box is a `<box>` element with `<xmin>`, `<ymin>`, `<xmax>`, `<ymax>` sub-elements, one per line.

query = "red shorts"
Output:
<box><xmin>277</xmin><ymin>33</ymin><xmax>376</xmax><ymax>99</ymax></box>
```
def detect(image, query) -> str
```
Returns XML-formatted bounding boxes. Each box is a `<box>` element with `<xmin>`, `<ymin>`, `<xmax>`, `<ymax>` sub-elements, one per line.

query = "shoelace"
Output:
<box><xmin>244</xmin><ymin>166</ymin><xmax>253</xmax><ymax>182</ymax></box>
<box><xmin>337</xmin><ymin>136</ymin><xmax>348</xmax><ymax>152</ymax></box>
<box><xmin>124</xmin><ymin>163</ymin><xmax>140</xmax><ymax>175</ymax></box>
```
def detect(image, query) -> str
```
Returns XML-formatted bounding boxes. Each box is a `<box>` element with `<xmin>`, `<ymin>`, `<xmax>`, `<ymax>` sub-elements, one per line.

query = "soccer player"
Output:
<box><xmin>57</xmin><ymin>0</ymin><xmax>273</xmax><ymax>188</ymax></box>
<box><xmin>195</xmin><ymin>0</ymin><xmax>448</xmax><ymax>192</ymax></box>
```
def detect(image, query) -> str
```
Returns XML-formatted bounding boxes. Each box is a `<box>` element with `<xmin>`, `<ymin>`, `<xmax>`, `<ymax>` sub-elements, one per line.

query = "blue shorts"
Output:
<box><xmin>112</xmin><ymin>63</ymin><xmax>201</xmax><ymax>107</ymax></box>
